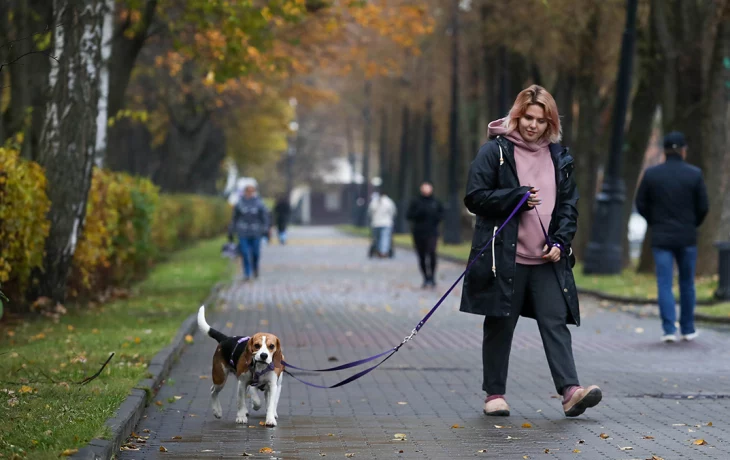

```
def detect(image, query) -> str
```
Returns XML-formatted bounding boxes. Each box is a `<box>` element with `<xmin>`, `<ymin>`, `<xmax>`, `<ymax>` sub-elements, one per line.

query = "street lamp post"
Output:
<box><xmin>286</xmin><ymin>97</ymin><xmax>299</xmax><ymax>199</ymax></box>
<box><xmin>583</xmin><ymin>0</ymin><xmax>639</xmax><ymax>274</ymax></box>
<box><xmin>443</xmin><ymin>0</ymin><xmax>462</xmax><ymax>245</ymax></box>
<box><xmin>357</xmin><ymin>80</ymin><xmax>373</xmax><ymax>228</ymax></box>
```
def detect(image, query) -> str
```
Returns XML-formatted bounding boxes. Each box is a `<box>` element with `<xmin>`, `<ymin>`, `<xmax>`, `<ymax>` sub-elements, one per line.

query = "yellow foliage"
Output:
<box><xmin>1</xmin><ymin>152</ymin><xmax>229</xmax><ymax>303</ymax></box>
<box><xmin>0</xmin><ymin>146</ymin><xmax>51</xmax><ymax>292</ymax></box>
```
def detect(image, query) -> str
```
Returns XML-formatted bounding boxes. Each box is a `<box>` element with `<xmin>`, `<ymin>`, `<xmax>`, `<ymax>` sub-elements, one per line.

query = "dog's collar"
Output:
<box><xmin>229</xmin><ymin>336</ymin><xmax>250</xmax><ymax>368</ymax></box>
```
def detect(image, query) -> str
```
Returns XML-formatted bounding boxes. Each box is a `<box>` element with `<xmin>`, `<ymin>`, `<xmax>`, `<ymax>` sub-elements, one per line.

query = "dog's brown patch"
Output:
<box><xmin>212</xmin><ymin>346</ymin><xmax>228</xmax><ymax>385</ymax></box>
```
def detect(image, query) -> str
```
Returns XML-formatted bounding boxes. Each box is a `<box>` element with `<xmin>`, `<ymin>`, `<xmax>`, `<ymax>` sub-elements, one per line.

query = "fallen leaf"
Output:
<box><xmin>260</xmin><ymin>319</ymin><xmax>269</xmax><ymax>326</ymax></box>
<box><xmin>174</xmin><ymin>396</ymin><xmax>182</xmax><ymax>400</ymax></box>
<box><xmin>672</xmin><ymin>423</ymin><xmax>686</xmax><ymax>426</ymax></box>
<box><xmin>523</xmin><ymin>456</ymin><xmax>530</xmax><ymax>460</ymax></box>
<box><xmin>134</xmin><ymin>337</ymin><xmax>141</xmax><ymax>344</ymax></box>
<box><xmin>397</xmin><ymin>402</ymin><xmax>408</xmax><ymax>405</ymax></box>
<box><xmin>200</xmin><ymin>375</ymin><xmax>208</xmax><ymax>379</ymax></box>
<box><xmin>155</xmin><ymin>401</ymin><xmax>163</xmax><ymax>406</ymax></box>
<box><xmin>143</xmin><ymin>429</ymin><xmax>150</xmax><ymax>433</ymax></box>
<box><xmin>226</xmin><ymin>322</ymin><xmax>234</xmax><ymax>328</ymax></box>
<box><xmin>393</xmin><ymin>433</ymin><xmax>407</xmax><ymax>441</ymax></box>
<box><xmin>649</xmin><ymin>456</ymin><xmax>665</xmax><ymax>460</ymax></box>
<box><xmin>319</xmin><ymin>454</ymin><xmax>327</xmax><ymax>457</ymax></box>
<box><xmin>346</xmin><ymin>454</ymin><xmax>355</xmax><ymax>458</ymax></box>
<box><xmin>201</xmin><ymin>450</ymin><xmax>214</xmax><ymax>453</ymax></box>
<box><xmin>328</xmin><ymin>356</ymin><xmax>339</xmax><ymax>362</ymax></box>
<box><xmin>259</xmin><ymin>421</ymin><xmax>266</xmax><ymax>426</ymax></box>
<box><xmin>241</xmin><ymin>452</ymin><xmax>251</xmax><ymax>457</ymax></box>
<box><xmin>707</xmin><ymin>422</ymin><xmax>713</xmax><ymax>427</ymax></box>
<box><xmin>573</xmin><ymin>449</ymin><xmax>581</xmax><ymax>453</ymax></box>
<box><xmin>599</xmin><ymin>433</ymin><xmax>609</xmax><ymax>439</ymax></box>
<box><xmin>643</xmin><ymin>435</ymin><xmax>655</xmax><ymax>440</ymax></box>
<box><xmin>159</xmin><ymin>446</ymin><xmax>168</xmax><ymax>452</ymax></box>
<box><xmin>184</xmin><ymin>335</ymin><xmax>194</xmax><ymax>344</ymax></box>
<box><xmin>619</xmin><ymin>446</ymin><xmax>633</xmax><ymax>451</ymax></box>
<box><xmin>693</xmin><ymin>439</ymin><xmax>708</xmax><ymax>446</ymax></box>
<box><xmin>259</xmin><ymin>447</ymin><xmax>274</xmax><ymax>453</ymax></box>
<box><xmin>494</xmin><ymin>425</ymin><xmax>508</xmax><ymax>429</ymax></box>
<box><xmin>635</xmin><ymin>327</ymin><xmax>644</xmax><ymax>333</ymax></box>
<box><xmin>451</xmin><ymin>424</ymin><xmax>462</xmax><ymax>429</ymax></box>
<box><xmin>172</xmin><ymin>436</ymin><xmax>182</xmax><ymax>440</ymax></box>
<box><xmin>19</xmin><ymin>385</ymin><xmax>35</xmax><ymax>394</ymax></box>
<box><xmin>521</xmin><ymin>423</ymin><xmax>532</xmax><ymax>429</ymax></box>
<box><xmin>477</xmin><ymin>449</ymin><xmax>487</xmax><ymax>453</ymax></box>
<box><xmin>327</xmin><ymin>433</ymin><xmax>334</xmax><ymax>436</ymax></box>
<box><xmin>578</xmin><ymin>440</ymin><xmax>585</xmax><ymax>444</ymax></box>
<box><xmin>60</xmin><ymin>448</ymin><xmax>79</xmax><ymax>456</ymax></box>
<box><xmin>544</xmin><ymin>449</ymin><xmax>550</xmax><ymax>453</ymax></box>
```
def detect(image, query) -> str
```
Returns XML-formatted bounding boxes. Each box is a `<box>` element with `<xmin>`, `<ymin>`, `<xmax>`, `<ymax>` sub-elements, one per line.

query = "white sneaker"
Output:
<box><xmin>661</xmin><ymin>334</ymin><xmax>678</xmax><ymax>343</ymax></box>
<box><xmin>681</xmin><ymin>332</ymin><xmax>698</xmax><ymax>341</ymax></box>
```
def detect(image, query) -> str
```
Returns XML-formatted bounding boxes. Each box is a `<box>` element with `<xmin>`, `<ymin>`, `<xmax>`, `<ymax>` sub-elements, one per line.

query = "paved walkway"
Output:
<box><xmin>121</xmin><ymin>227</ymin><xmax>730</xmax><ymax>459</ymax></box>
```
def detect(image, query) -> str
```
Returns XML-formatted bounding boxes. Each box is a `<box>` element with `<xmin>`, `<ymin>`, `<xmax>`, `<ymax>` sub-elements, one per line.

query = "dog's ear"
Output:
<box><xmin>238</xmin><ymin>337</ymin><xmax>255</xmax><ymax>375</ymax></box>
<box><xmin>273</xmin><ymin>336</ymin><xmax>283</xmax><ymax>371</ymax></box>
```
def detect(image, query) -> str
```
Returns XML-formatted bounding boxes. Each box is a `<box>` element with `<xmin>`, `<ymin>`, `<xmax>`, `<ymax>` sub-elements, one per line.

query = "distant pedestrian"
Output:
<box><xmin>228</xmin><ymin>184</ymin><xmax>270</xmax><ymax>281</ymax></box>
<box><xmin>635</xmin><ymin>131</ymin><xmax>709</xmax><ymax>343</ymax></box>
<box><xmin>461</xmin><ymin>85</ymin><xmax>601</xmax><ymax>418</ymax></box>
<box><xmin>367</xmin><ymin>190</ymin><xmax>397</xmax><ymax>258</ymax></box>
<box><xmin>274</xmin><ymin>195</ymin><xmax>291</xmax><ymax>245</ymax></box>
<box><xmin>406</xmin><ymin>182</ymin><xmax>444</xmax><ymax>288</ymax></box>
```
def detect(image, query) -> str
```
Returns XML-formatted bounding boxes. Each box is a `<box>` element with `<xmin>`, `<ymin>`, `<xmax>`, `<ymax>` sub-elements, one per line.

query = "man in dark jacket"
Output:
<box><xmin>635</xmin><ymin>131</ymin><xmax>709</xmax><ymax>343</ymax></box>
<box><xmin>406</xmin><ymin>182</ymin><xmax>444</xmax><ymax>288</ymax></box>
<box><xmin>274</xmin><ymin>195</ymin><xmax>291</xmax><ymax>245</ymax></box>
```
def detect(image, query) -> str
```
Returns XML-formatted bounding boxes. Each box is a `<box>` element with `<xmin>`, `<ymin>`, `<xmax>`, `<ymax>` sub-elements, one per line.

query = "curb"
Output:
<box><xmin>339</xmin><ymin>229</ymin><xmax>729</xmax><ymax>324</ymax></box>
<box><xmin>72</xmin><ymin>282</ymin><xmax>225</xmax><ymax>460</ymax></box>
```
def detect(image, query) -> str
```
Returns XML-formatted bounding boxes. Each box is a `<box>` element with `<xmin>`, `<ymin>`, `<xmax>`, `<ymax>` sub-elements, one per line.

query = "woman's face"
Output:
<box><xmin>518</xmin><ymin>104</ymin><xmax>548</xmax><ymax>143</ymax></box>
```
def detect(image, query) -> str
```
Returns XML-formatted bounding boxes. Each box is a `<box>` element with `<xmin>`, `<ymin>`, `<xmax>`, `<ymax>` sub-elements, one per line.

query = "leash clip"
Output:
<box><xmin>397</xmin><ymin>328</ymin><xmax>418</xmax><ymax>349</ymax></box>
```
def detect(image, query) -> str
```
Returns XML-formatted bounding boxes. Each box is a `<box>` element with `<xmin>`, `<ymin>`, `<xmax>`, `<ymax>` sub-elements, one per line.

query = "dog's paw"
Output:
<box><xmin>265</xmin><ymin>417</ymin><xmax>277</xmax><ymax>427</ymax></box>
<box><xmin>235</xmin><ymin>414</ymin><xmax>248</xmax><ymax>424</ymax></box>
<box><xmin>212</xmin><ymin>402</ymin><xmax>223</xmax><ymax>419</ymax></box>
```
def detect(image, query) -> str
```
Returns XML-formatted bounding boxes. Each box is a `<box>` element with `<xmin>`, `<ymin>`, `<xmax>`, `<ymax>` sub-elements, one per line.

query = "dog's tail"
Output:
<box><xmin>197</xmin><ymin>305</ymin><xmax>228</xmax><ymax>343</ymax></box>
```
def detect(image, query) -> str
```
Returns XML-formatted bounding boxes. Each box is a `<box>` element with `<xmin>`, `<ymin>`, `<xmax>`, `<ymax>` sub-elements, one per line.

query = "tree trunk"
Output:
<box><xmin>394</xmin><ymin>105</ymin><xmax>410</xmax><ymax>234</ymax></box>
<box><xmin>94</xmin><ymin>0</ymin><xmax>115</xmax><ymax>167</ymax></box>
<box><xmin>696</xmin><ymin>3</ymin><xmax>730</xmax><ymax>275</ymax></box>
<box><xmin>34</xmin><ymin>0</ymin><xmax>105</xmax><ymax>303</ymax></box>
<box><xmin>621</xmin><ymin>13</ymin><xmax>661</xmax><ymax>267</ymax></box>
<box><xmin>552</xmin><ymin>72</ymin><xmax>575</xmax><ymax>147</ymax></box>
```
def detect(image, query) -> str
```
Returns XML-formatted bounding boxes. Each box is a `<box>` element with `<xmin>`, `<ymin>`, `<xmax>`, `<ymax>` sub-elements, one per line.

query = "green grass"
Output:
<box><xmin>696</xmin><ymin>302</ymin><xmax>730</xmax><ymax>318</ymax></box>
<box><xmin>339</xmin><ymin>225</ymin><xmax>718</xmax><ymax>303</ymax></box>
<box><xmin>0</xmin><ymin>237</ymin><xmax>230</xmax><ymax>459</ymax></box>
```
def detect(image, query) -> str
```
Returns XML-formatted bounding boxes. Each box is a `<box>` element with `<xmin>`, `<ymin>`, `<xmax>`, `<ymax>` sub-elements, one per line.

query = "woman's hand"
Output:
<box><xmin>527</xmin><ymin>187</ymin><xmax>541</xmax><ymax>208</ymax></box>
<box><xmin>542</xmin><ymin>244</ymin><xmax>561</xmax><ymax>262</ymax></box>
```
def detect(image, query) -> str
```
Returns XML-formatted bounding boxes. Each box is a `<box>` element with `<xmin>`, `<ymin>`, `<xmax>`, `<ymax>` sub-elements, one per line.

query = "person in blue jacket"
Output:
<box><xmin>228</xmin><ymin>184</ymin><xmax>270</xmax><ymax>281</ymax></box>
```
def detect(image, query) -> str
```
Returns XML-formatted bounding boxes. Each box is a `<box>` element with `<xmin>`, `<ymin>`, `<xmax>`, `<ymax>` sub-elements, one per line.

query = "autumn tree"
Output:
<box><xmin>34</xmin><ymin>0</ymin><xmax>107</xmax><ymax>302</ymax></box>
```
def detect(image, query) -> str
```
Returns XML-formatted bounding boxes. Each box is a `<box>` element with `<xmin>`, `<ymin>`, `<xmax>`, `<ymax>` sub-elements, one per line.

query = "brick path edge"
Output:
<box><xmin>71</xmin><ymin>282</ymin><xmax>226</xmax><ymax>460</ymax></box>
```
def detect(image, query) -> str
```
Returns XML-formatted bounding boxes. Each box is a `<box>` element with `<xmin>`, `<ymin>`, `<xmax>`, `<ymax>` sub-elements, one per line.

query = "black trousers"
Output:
<box><xmin>413</xmin><ymin>234</ymin><xmax>438</xmax><ymax>281</ymax></box>
<box><xmin>482</xmin><ymin>263</ymin><xmax>579</xmax><ymax>395</ymax></box>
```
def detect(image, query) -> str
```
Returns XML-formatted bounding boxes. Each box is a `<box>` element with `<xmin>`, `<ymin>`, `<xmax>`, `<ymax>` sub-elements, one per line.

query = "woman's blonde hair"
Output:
<box><xmin>502</xmin><ymin>85</ymin><xmax>562</xmax><ymax>144</ymax></box>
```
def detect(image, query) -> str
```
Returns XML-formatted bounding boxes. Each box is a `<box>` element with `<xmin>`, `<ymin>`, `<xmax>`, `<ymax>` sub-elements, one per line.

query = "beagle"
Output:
<box><xmin>197</xmin><ymin>306</ymin><xmax>285</xmax><ymax>427</ymax></box>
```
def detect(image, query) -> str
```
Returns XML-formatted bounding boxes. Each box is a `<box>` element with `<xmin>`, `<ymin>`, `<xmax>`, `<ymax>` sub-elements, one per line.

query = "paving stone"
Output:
<box><xmin>119</xmin><ymin>227</ymin><xmax>730</xmax><ymax>459</ymax></box>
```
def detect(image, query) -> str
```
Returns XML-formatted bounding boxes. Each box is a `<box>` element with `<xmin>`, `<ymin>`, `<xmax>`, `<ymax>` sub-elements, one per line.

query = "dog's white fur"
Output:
<box><xmin>197</xmin><ymin>306</ymin><xmax>283</xmax><ymax>427</ymax></box>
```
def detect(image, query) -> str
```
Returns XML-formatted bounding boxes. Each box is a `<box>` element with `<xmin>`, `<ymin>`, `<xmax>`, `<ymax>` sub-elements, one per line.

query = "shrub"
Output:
<box><xmin>1</xmin><ymin>153</ymin><xmax>230</xmax><ymax>307</ymax></box>
<box><xmin>0</xmin><ymin>146</ymin><xmax>51</xmax><ymax>299</ymax></box>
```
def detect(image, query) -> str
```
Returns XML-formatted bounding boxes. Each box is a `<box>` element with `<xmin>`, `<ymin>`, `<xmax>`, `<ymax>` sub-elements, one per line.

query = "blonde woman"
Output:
<box><xmin>460</xmin><ymin>85</ymin><xmax>601</xmax><ymax>418</ymax></box>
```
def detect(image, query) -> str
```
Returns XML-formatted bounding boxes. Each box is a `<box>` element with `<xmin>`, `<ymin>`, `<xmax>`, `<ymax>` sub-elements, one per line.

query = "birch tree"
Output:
<box><xmin>34</xmin><ymin>0</ymin><xmax>105</xmax><ymax>302</ymax></box>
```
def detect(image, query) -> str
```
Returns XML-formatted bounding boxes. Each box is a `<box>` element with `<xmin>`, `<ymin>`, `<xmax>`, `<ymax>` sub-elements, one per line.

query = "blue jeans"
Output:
<box><xmin>374</xmin><ymin>226</ymin><xmax>392</xmax><ymax>255</ymax></box>
<box><xmin>238</xmin><ymin>237</ymin><xmax>262</xmax><ymax>278</ymax></box>
<box><xmin>652</xmin><ymin>246</ymin><xmax>697</xmax><ymax>335</ymax></box>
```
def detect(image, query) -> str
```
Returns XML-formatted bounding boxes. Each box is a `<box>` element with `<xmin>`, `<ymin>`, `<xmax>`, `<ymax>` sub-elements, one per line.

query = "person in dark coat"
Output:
<box><xmin>461</xmin><ymin>85</ymin><xmax>601</xmax><ymax>418</ymax></box>
<box><xmin>274</xmin><ymin>195</ymin><xmax>291</xmax><ymax>245</ymax></box>
<box><xmin>635</xmin><ymin>131</ymin><xmax>709</xmax><ymax>343</ymax></box>
<box><xmin>406</xmin><ymin>182</ymin><xmax>444</xmax><ymax>288</ymax></box>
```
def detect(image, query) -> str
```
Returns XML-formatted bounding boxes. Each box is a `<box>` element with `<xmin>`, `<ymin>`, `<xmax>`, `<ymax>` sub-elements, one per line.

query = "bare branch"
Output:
<box><xmin>75</xmin><ymin>353</ymin><xmax>115</xmax><ymax>385</ymax></box>
<box><xmin>0</xmin><ymin>22</ymin><xmax>69</xmax><ymax>51</ymax></box>
<box><xmin>0</xmin><ymin>50</ymin><xmax>59</xmax><ymax>74</ymax></box>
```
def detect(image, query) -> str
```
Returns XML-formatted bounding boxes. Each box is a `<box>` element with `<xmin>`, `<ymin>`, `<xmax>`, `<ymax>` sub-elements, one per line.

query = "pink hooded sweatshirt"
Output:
<box><xmin>487</xmin><ymin>119</ymin><xmax>555</xmax><ymax>265</ymax></box>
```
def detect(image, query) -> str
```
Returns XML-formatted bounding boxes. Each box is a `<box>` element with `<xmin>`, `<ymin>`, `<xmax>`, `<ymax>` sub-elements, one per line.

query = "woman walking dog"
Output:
<box><xmin>461</xmin><ymin>85</ymin><xmax>601</xmax><ymax>418</ymax></box>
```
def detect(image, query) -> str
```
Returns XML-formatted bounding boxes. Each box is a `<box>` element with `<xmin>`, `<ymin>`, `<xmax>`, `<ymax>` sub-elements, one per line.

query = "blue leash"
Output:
<box><xmin>282</xmin><ymin>191</ymin><xmax>532</xmax><ymax>388</ymax></box>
